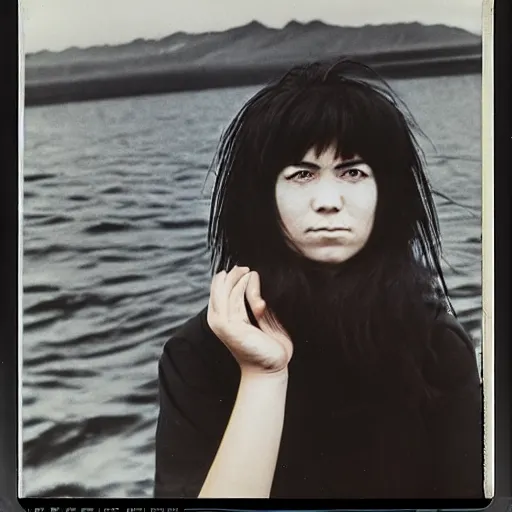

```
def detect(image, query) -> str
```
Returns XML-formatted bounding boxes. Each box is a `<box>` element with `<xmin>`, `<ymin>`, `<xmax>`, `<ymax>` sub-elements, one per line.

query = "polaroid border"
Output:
<box><xmin>482</xmin><ymin>0</ymin><xmax>495</xmax><ymax>500</ymax></box>
<box><xmin>493</xmin><ymin>0</ymin><xmax>512</xmax><ymax>500</ymax></box>
<box><xmin>11</xmin><ymin>0</ymin><xmax>509</xmax><ymax>510</ymax></box>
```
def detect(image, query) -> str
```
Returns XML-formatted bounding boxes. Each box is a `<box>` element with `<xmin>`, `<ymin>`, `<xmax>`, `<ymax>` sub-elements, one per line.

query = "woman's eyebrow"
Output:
<box><xmin>334</xmin><ymin>158</ymin><xmax>365</xmax><ymax>169</ymax></box>
<box><xmin>292</xmin><ymin>158</ymin><xmax>365</xmax><ymax>170</ymax></box>
<box><xmin>292</xmin><ymin>161</ymin><xmax>321</xmax><ymax>170</ymax></box>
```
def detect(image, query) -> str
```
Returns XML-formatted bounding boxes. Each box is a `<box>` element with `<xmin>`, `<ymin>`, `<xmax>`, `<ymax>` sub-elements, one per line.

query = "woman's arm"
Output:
<box><xmin>199</xmin><ymin>368</ymin><xmax>288</xmax><ymax>498</ymax></box>
<box><xmin>199</xmin><ymin>267</ymin><xmax>294</xmax><ymax>498</ymax></box>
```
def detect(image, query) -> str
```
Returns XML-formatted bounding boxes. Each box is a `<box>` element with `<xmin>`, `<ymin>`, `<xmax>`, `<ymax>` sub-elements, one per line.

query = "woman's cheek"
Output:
<box><xmin>358</xmin><ymin>181</ymin><xmax>378</xmax><ymax>215</ymax></box>
<box><xmin>276</xmin><ymin>188</ymin><xmax>303</xmax><ymax>223</ymax></box>
<box><xmin>281</xmin><ymin>201</ymin><xmax>303</xmax><ymax>233</ymax></box>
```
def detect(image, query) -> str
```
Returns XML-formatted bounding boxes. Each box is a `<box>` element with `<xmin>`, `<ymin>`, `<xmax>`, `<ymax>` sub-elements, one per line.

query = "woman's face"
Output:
<box><xmin>275</xmin><ymin>145</ymin><xmax>378</xmax><ymax>264</ymax></box>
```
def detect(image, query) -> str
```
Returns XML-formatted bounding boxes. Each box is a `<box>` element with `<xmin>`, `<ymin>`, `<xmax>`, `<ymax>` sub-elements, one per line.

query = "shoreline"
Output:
<box><xmin>25</xmin><ymin>50</ymin><xmax>481</xmax><ymax>107</ymax></box>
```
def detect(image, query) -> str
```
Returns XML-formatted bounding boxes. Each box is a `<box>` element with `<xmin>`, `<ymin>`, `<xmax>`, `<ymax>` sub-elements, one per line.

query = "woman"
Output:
<box><xmin>154</xmin><ymin>59</ymin><xmax>483</xmax><ymax>499</ymax></box>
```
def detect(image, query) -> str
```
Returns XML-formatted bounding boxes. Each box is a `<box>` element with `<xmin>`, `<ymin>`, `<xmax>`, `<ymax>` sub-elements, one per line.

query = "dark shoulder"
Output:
<box><xmin>423</xmin><ymin>308</ymin><xmax>480</xmax><ymax>391</ymax></box>
<box><xmin>159</xmin><ymin>306</ymin><xmax>239</xmax><ymax>391</ymax></box>
<box><xmin>162</xmin><ymin>306</ymin><xmax>222</xmax><ymax>357</ymax></box>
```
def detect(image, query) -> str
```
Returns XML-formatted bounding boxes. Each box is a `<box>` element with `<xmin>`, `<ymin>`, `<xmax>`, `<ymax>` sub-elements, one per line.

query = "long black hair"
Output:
<box><xmin>207</xmin><ymin>59</ymin><xmax>453</xmax><ymax>405</ymax></box>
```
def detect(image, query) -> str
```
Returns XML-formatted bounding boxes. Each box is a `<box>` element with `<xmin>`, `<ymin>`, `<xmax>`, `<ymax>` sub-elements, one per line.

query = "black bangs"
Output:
<box><xmin>258</xmin><ymin>79</ymin><xmax>413</xmax><ymax>181</ymax></box>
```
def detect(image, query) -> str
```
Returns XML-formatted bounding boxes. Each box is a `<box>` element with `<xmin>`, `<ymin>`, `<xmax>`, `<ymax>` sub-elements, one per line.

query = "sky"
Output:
<box><xmin>21</xmin><ymin>0</ymin><xmax>484</xmax><ymax>53</ymax></box>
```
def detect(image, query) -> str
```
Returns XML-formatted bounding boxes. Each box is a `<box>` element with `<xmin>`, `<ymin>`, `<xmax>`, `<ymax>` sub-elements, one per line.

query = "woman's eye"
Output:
<box><xmin>342</xmin><ymin>168</ymin><xmax>366</xmax><ymax>180</ymax></box>
<box><xmin>288</xmin><ymin>170</ymin><xmax>313</xmax><ymax>181</ymax></box>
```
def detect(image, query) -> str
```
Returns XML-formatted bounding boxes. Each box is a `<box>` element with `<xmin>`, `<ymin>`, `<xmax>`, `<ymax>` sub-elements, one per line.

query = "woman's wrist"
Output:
<box><xmin>240</xmin><ymin>365</ymin><xmax>289</xmax><ymax>383</ymax></box>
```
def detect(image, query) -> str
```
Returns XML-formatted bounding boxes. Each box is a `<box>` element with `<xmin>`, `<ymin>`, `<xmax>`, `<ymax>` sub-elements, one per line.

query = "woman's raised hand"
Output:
<box><xmin>207</xmin><ymin>266</ymin><xmax>293</xmax><ymax>374</ymax></box>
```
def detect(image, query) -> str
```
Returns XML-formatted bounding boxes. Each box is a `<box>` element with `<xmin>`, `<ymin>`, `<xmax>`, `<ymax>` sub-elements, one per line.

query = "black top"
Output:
<box><xmin>154</xmin><ymin>306</ymin><xmax>484</xmax><ymax>499</ymax></box>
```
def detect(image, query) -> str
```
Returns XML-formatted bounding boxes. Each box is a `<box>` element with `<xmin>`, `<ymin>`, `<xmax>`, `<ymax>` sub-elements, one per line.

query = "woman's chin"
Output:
<box><xmin>303</xmin><ymin>247</ymin><xmax>358</xmax><ymax>265</ymax></box>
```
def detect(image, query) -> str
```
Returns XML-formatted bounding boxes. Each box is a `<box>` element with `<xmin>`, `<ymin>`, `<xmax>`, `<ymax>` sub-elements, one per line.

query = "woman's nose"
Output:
<box><xmin>311</xmin><ymin>181</ymin><xmax>344</xmax><ymax>213</ymax></box>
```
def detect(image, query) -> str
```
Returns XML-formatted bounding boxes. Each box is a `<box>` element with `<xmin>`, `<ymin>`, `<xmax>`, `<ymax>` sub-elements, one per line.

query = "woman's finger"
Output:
<box><xmin>224</xmin><ymin>265</ymin><xmax>250</xmax><ymax>293</ymax></box>
<box><xmin>245</xmin><ymin>271</ymin><xmax>267</xmax><ymax>323</ymax></box>
<box><xmin>228</xmin><ymin>272</ymin><xmax>252</xmax><ymax>321</ymax></box>
<box><xmin>210</xmin><ymin>267</ymin><xmax>247</xmax><ymax>314</ymax></box>
<box><xmin>209</xmin><ymin>270</ymin><xmax>227</xmax><ymax>313</ymax></box>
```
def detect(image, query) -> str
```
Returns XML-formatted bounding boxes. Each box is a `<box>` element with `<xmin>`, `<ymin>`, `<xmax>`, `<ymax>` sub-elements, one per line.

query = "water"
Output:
<box><xmin>22</xmin><ymin>74</ymin><xmax>482</xmax><ymax>498</ymax></box>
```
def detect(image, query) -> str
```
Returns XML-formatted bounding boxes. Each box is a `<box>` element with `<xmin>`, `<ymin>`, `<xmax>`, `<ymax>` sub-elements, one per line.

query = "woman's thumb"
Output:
<box><xmin>246</xmin><ymin>272</ymin><xmax>266</xmax><ymax>321</ymax></box>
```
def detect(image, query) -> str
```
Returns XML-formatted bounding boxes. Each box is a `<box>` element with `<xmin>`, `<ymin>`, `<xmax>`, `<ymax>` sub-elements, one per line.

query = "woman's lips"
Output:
<box><xmin>307</xmin><ymin>228</ymin><xmax>351</xmax><ymax>240</ymax></box>
<box><xmin>308</xmin><ymin>227</ymin><xmax>350</xmax><ymax>232</ymax></box>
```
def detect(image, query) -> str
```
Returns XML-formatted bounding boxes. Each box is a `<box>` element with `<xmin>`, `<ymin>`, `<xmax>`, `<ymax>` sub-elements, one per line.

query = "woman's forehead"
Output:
<box><xmin>301</xmin><ymin>145</ymin><xmax>362</xmax><ymax>164</ymax></box>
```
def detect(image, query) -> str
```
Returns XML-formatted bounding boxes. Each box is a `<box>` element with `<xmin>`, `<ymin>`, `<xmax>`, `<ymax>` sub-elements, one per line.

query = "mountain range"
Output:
<box><xmin>25</xmin><ymin>20</ymin><xmax>481</xmax><ymax>84</ymax></box>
